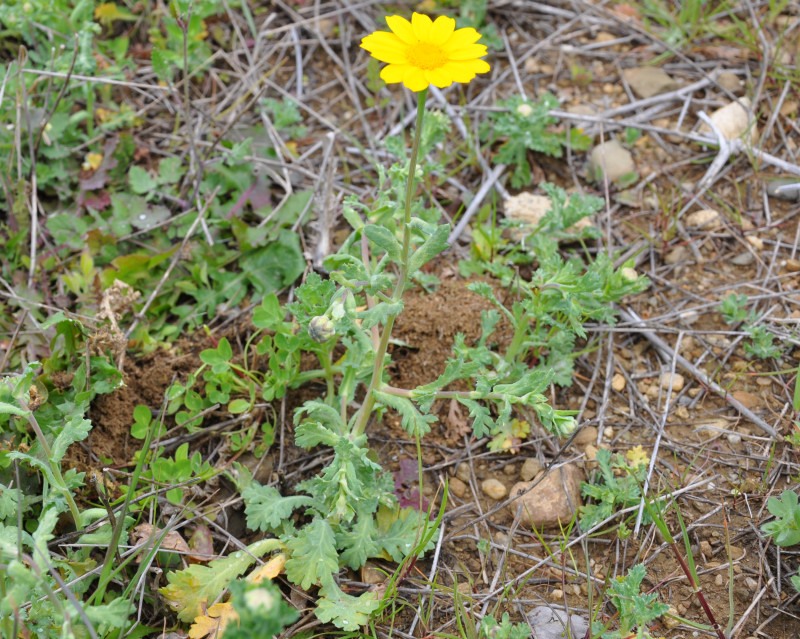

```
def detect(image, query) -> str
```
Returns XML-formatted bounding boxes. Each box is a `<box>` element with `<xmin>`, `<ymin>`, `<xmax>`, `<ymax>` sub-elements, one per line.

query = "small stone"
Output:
<box><xmin>527</xmin><ymin>604</ymin><xmax>591</xmax><ymax>639</ymax></box>
<box><xmin>732</xmin><ymin>390</ymin><xmax>760</xmax><ymax>409</ymax></box>
<box><xmin>715</xmin><ymin>574</ymin><xmax>724</xmax><ymax>586</ymax></box>
<box><xmin>766</xmin><ymin>178</ymin><xmax>800</xmax><ymax>202</ymax></box>
<box><xmin>481</xmin><ymin>478</ymin><xmax>507</xmax><ymax>501</ymax></box>
<box><xmin>549</xmin><ymin>589</ymin><xmax>564</xmax><ymax>602</ymax></box>
<box><xmin>675</xmin><ymin>405</ymin><xmax>689</xmax><ymax>420</ymax></box>
<box><xmin>504</xmin><ymin>193</ymin><xmax>552</xmax><ymax>230</ymax></box>
<box><xmin>503</xmin><ymin>463</ymin><xmax>517</xmax><ymax>476</ymax></box>
<box><xmin>603</xmin><ymin>426</ymin><xmax>614</xmax><ymax>439</ymax></box>
<box><xmin>611</xmin><ymin>373</ymin><xmax>626</xmax><ymax>392</ymax></box>
<box><xmin>746</xmin><ymin>236</ymin><xmax>764</xmax><ymax>250</ymax></box>
<box><xmin>732</xmin><ymin>252</ymin><xmax>755</xmax><ymax>266</ymax></box>
<box><xmin>664</xmin><ymin>245</ymin><xmax>688</xmax><ymax>264</ymax></box>
<box><xmin>588</xmin><ymin>139</ymin><xmax>636</xmax><ymax>185</ymax></box>
<box><xmin>727</xmin><ymin>432</ymin><xmax>742</xmax><ymax>445</ymax></box>
<box><xmin>663</xmin><ymin>606</ymin><xmax>681</xmax><ymax>628</ymax></box>
<box><xmin>700</xmin><ymin>540</ymin><xmax>713</xmax><ymax>557</ymax></box>
<box><xmin>685</xmin><ymin>208</ymin><xmax>722</xmax><ymax>229</ymax></box>
<box><xmin>456</xmin><ymin>582</ymin><xmax>473</xmax><ymax>595</ymax></box>
<box><xmin>520</xmin><ymin>458</ymin><xmax>543</xmax><ymax>481</ymax></box>
<box><xmin>785</xmin><ymin>258</ymin><xmax>800</xmax><ymax>273</ymax></box>
<box><xmin>573</xmin><ymin>426</ymin><xmax>598</xmax><ymax>446</ymax></box>
<box><xmin>449</xmin><ymin>477</ymin><xmax>468</xmax><ymax>499</ymax></box>
<box><xmin>456</xmin><ymin>462</ymin><xmax>471</xmax><ymax>483</ymax></box>
<box><xmin>623</xmin><ymin>66</ymin><xmax>678</xmax><ymax>98</ymax></box>
<box><xmin>717</xmin><ymin>71</ymin><xmax>742</xmax><ymax>93</ymax></box>
<box><xmin>583</xmin><ymin>444</ymin><xmax>599</xmax><ymax>461</ymax></box>
<box><xmin>494</xmin><ymin>531</ymin><xmax>509</xmax><ymax>545</ymax></box>
<box><xmin>660</xmin><ymin>372</ymin><xmax>685</xmax><ymax>392</ymax></box>
<box><xmin>361</xmin><ymin>563</ymin><xmax>388</xmax><ymax>585</ymax></box>
<box><xmin>700</xmin><ymin>97</ymin><xmax>757</xmax><ymax>142</ymax></box>
<box><xmin>745</xmin><ymin>577</ymin><xmax>759</xmax><ymax>592</ymax></box>
<box><xmin>595</xmin><ymin>31</ymin><xmax>616</xmax><ymax>43</ymax></box>
<box><xmin>508</xmin><ymin>465</ymin><xmax>584</xmax><ymax>528</ymax></box>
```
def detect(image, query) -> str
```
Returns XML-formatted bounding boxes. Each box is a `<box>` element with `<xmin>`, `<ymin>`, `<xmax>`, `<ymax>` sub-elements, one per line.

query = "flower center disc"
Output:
<box><xmin>407</xmin><ymin>43</ymin><xmax>446</xmax><ymax>70</ymax></box>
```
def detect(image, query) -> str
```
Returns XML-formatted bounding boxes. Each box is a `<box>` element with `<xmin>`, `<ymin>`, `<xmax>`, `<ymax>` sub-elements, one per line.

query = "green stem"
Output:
<box><xmin>352</xmin><ymin>89</ymin><xmax>428</xmax><ymax>438</ymax></box>
<box><xmin>318</xmin><ymin>348</ymin><xmax>336</xmax><ymax>405</ymax></box>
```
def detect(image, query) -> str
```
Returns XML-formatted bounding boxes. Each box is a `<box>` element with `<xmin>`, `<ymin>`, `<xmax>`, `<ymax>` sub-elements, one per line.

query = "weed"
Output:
<box><xmin>592</xmin><ymin>564</ymin><xmax>670</xmax><ymax>639</ymax></box>
<box><xmin>761</xmin><ymin>489</ymin><xmax>800</xmax><ymax>547</ymax></box>
<box><xmin>482</xmin><ymin>94</ymin><xmax>592</xmax><ymax>188</ymax></box>
<box><xmin>720</xmin><ymin>293</ymin><xmax>783</xmax><ymax>360</ymax></box>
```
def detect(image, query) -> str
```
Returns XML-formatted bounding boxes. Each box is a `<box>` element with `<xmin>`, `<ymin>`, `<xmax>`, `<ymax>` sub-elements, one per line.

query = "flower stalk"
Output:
<box><xmin>352</xmin><ymin>89</ymin><xmax>427</xmax><ymax>438</ymax></box>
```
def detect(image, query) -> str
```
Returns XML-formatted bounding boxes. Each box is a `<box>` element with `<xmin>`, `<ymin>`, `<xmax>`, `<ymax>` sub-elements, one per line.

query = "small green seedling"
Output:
<box><xmin>761</xmin><ymin>490</ymin><xmax>800</xmax><ymax>547</ymax></box>
<box><xmin>593</xmin><ymin>564</ymin><xmax>670</xmax><ymax>639</ymax></box>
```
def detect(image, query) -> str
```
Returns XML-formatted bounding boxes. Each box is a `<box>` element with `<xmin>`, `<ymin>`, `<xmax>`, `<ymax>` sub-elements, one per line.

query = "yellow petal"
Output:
<box><xmin>402</xmin><ymin>67</ymin><xmax>430</xmax><ymax>92</ymax></box>
<box><xmin>385</xmin><ymin>15</ymin><xmax>417</xmax><ymax>45</ymax></box>
<box><xmin>411</xmin><ymin>12</ymin><xmax>433</xmax><ymax>40</ymax></box>
<box><xmin>446</xmin><ymin>43</ymin><xmax>489</xmax><ymax>61</ymax></box>
<box><xmin>425</xmin><ymin>68</ymin><xmax>454</xmax><ymax>88</ymax></box>
<box><xmin>443</xmin><ymin>27</ymin><xmax>482</xmax><ymax>49</ymax></box>
<box><xmin>439</xmin><ymin>60</ymin><xmax>482</xmax><ymax>83</ymax></box>
<box><xmin>380</xmin><ymin>64</ymin><xmax>410</xmax><ymax>84</ymax></box>
<box><xmin>429</xmin><ymin>15</ymin><xmax>456</xmax><ymax>44</ymax></box>
<box><xmin>361</xmin><ymin>32</ymin><xmax>409</xmax><ymax>63</ymax></box>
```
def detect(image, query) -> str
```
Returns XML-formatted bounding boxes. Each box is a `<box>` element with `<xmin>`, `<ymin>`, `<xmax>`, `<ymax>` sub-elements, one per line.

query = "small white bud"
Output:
<box><xmin>620</xmin><ymin>267</ymin><xmax>638</xmax><ymax>282</ymax></box>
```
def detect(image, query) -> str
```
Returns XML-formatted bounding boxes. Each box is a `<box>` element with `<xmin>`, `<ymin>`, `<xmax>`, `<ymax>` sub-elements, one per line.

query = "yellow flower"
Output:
<box><xmin>625</xmin><ymin>445</ymin><xmax>650</xmax><ymax>468</ymax></box>
<box><xmin>360</xmin><ymin>13</ymin><xmax>490</xmax><ymax>92</ymax></box>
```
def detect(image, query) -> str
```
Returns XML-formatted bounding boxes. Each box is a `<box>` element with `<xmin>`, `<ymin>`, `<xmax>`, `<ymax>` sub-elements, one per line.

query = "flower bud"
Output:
<box><xmin>308</xmin><ymin>316</ymin><xmax>335</xmax><ymax>343</ymax></box>
<box><xmin>620</xmin><ymin>267</ymin><xmax>638</xmax><ymax>282</ymax></box>
<box><xmin>516</xmin><ymin>103</ymin><xmax>534</xmax><ymax>117</ymax></box>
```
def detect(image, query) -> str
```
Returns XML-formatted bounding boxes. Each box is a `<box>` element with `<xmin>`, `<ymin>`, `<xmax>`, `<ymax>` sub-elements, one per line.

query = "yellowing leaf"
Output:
<box><xmin>94</xmin><ymin>2</ymin><xmax>136</xmax><ymax>26</ymax></box>
<box><xmin>188</xmin><ymin>602</ymin><xmax>238</xmax><ymax>639</ymax></box>
<box><xmin>626</xmin><ymin>445</ymin><xmax>650</xmax><ymax>468</ymax></box>
<box><xmin>247</xmin><ymin>553</ymin><xmax>286</xmax><ymax>584</ymax></box>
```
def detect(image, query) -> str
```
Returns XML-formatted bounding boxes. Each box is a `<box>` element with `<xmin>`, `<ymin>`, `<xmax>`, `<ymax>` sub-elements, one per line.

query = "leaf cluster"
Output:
<box><xmin>579</xmin><ymin>448</ymin><xmax>650</xmax><ymax>531</ymax></box>
<box><xmin>761</xmin><ymin>490</ymin><xmax>800</xmax><ymax>547</ymax></box>
<box><xmin>593</xmin><ymin>564</ymin><xmax>670</xmax><ymax>639</ymax></box>
<box><xmin>482</xmin><ymin>94</ymin><xmax>592</xmax><ymax>188</ymax></box>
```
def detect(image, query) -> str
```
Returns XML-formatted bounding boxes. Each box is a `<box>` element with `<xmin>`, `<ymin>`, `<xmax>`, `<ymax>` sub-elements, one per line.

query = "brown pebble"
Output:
<box><xmin>611</xmin><ymin>374</ymin><xmax>626</xmax><ymax>392</ymax></box>
<box><xmin>456</xmin><ymin>462</ymin><xmax>471</xmax><ymax>483</ymax></box>
<box><xmin>573</xmin><ymin>426</ymin><xmax>598</xmax><ymax>446</ymax></box>
<box><xmin>449</xmin><ymin>477</ymin><xmax>468</xmax><ymax>499</ymax></box>
<box><xmin>520</xmin><ymin>458</ymin><xmax>542</xmax><ymax>481</ymax></box>
<box><xmin>481</xmin><ymin>478</ymin><xmax>507</xmax><ymax>500</ymax></box>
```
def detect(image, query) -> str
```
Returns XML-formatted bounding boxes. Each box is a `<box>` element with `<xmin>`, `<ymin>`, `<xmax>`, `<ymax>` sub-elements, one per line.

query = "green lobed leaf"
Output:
<box><xmin>315</xmin><ymin>573</ymin><xmax>379</xmax><ymax>631</ymax></box>
<box><xmin>243</xmin><ymin>483</ymin><xmax>314</xmax><ymax>532</ymax></box>
<box><xmin>373</xmin><ymin>391</ymin><xmax>436</xmax><ymax>437</ymax></box>
<box><xmin>284</xmin><ymin>518</ymin><xmax>339</xmax><ymax>590</ymax></box>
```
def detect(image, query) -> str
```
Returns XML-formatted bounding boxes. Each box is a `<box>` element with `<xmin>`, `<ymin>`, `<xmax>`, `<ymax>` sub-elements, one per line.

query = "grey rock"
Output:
<box><xmin>766</xmin><ymin>178</ymin><xmax>800</xmax><ymax>201</ymax></box>
<box><xmin>527</xmin><ymin>605</ymin><xmax>590</xmax><ymax>639</ymax></box>
<box><xmin>623</xmin><ymin>66</ymin><xmax>678</xmax><ymax>98</ymax></box>
<box><xmin>588</xmin><ymin>140</ymin><xmax>636</xmax><ymax>185</ymax></box>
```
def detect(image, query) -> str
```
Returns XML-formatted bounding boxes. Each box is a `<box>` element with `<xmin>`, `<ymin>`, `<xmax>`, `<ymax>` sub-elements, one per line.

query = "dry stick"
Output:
<box><xmin>447</xmin><ymin>164</ymin><xmax>507</xmax><ymax>246</ymax></box>
<box><xmin>124</xmin><ymin>187</ymin><xmax>220</xmax><ymax>341</ymax></box>
<box><xmin>618</xmin><ymin>307</ymin><xmax>779</xmax><ymax>438</ymax></box>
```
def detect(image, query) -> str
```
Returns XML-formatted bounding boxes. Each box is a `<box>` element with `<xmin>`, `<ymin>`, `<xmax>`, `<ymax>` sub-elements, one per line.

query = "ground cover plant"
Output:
<box><xmin>1</xmin><ymin>1</ymin><xmax>800</xmax><ymax>638</ymax></box>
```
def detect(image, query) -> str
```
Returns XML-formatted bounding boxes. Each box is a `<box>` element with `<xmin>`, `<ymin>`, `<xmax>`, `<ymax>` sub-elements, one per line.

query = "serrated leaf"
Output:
<box><xmin>456</xmin><ymin>398</ymin><xmax>494</xmax><ymax>439</ymax></box>
<box><xmin>373</xmin><ymin>391</ymin><xmax>436</xmax><ymax>437</ymax></box>
<box><xmin>51</xmin><ymin>415</ymin><xmax>92</xmax><ymax>462</ymax></box>
<box><xmin>316</xmin><ymin>574</ymin><xmax>379</xmax><ymax>631</ymax></box>
<box><xmin>408</xmin><ymin>224</ymin><xmax>450</xmax><ymax>273</ymax></box>
<box><xmin>160</xmin><ymin>538</ymin><xmax>282</xmax><ymax>622</ymax></box>
<box><xmin>337</xmin><ymin>514</ymin><xmax>380</xmax><ymax>569</ymax></box>
<box><xmin>243</xmin><ymin>483</ymin><xmax>313</xmax><ymax>532</ymax></box>
<box><xmin>358</xmin><ymin>301</ymin><xmax>403</xmax><ymax>330</ymax></box>
<box><xmin>284</xmin><ymin>518</ymin><xmax>339</xmax><ymax>590</ymax></box>
<box><xmin>84</xmin><ymin>598</ymin><xmax>135</xmax><ymax>630</ymax></box>
<box><xmin>294</xmin><ymin>400</ymin><xmax>346</xmax><ymax>437</ymax></box>
<box><xmin>294</xmin><ymin>422</ymin><xmax>340</xmax><ymax>449</ymax></box>
<box><xmin>364</xmin><ymin>225</ymin><xmax>402</xmax><ymax>262</ymax></box>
